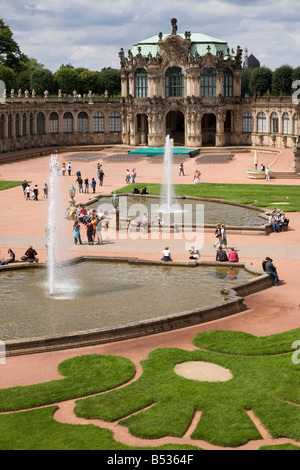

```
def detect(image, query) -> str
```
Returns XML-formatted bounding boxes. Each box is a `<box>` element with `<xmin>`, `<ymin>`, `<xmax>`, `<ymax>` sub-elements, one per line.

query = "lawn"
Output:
<box><xmin>0</xmin><ymin>329</ymin><xmax>299</xmax><ymax>450</ymax></box>
<box><xmin>0</xmin><ymin>181</ymin><xmax>23</xmax><ymax>191</ymax></box>
<box><xmin>116</xmin><ymin>183</ymin><xmax>300</xmax><ymax>212</ymax></box>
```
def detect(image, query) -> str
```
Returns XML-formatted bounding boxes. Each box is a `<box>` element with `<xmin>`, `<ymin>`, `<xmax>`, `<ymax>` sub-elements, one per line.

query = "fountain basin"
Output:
<box><xmin>0</xmin><ymin>257</ymin><xmax>273</xmax><ymax>356</ymax></box>
<box><xmin>86</xmin><ymin>194</ymin><xmax>268</xmax><ymax>229</ymax></box>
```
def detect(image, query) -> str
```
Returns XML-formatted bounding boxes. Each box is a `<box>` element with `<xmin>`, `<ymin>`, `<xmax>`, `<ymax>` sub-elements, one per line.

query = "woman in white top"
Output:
<box><xmin>161</xmin><ymin>247</ymin><xmax>172</xmax><ymax>262</ymax></box>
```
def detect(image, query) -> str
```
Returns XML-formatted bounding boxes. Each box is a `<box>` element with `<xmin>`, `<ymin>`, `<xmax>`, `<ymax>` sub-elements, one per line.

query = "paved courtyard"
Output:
<box><xmin>0</xmin><ymin>144</ymin><xmax>299</xmax><ymax>450</ymax></box>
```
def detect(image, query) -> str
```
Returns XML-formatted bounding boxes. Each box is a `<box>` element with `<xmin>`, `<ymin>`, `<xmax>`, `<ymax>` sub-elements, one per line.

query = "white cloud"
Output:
<box><xmin>1</xmin><ymin>0</ymin><xmax>300</xmax><ymax>72</ymax></box>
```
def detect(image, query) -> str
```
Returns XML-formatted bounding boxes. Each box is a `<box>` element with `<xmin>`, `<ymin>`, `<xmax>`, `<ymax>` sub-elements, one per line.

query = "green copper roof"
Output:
<box><xmin>131</xmin><ymin>33</ymin><xmax>231</xmax><ymax>58</ymax></box>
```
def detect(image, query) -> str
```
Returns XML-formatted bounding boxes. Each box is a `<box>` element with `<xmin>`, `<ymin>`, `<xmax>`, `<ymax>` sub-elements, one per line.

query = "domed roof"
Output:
<box><xmin>248</xmin><ymin>53</ymin><xmax>260</xmax><ymax>68</ymax></box>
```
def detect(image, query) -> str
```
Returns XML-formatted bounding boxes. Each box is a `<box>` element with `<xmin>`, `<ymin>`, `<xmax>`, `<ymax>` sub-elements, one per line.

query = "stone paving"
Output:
<box><xmin>0</xmin><ymin>144</ymin><xmax>299</xmax><ymax>450</ymax></box>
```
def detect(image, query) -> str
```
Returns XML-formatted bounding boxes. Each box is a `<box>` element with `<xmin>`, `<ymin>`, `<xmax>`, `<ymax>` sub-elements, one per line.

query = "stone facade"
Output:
<box><xmin>0</xmin><ymin>18</ymin><xmax>299</xmax><ymax>163</ymax></box>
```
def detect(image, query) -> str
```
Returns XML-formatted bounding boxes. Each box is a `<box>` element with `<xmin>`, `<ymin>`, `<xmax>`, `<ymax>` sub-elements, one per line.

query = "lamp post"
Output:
<box><xmin>69</xmin><ymin>183</ymin><xmax>76</xmax><ymax>206</ymax></box>
<box><xmin>111</xmin><ymin>192</ymin><xmax>120</xmax><ymax>231</ymax></box>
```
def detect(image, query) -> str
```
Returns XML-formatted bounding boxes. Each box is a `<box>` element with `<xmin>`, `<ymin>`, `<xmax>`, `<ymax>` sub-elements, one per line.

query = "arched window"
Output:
<box><xmin>49</xmin><ymin>112</ymin><xmax>59</xmax><ymax>134</ymax></box>
<box><xmin>293</xmin><ymin>113</ymin><xmax>298</xmax><ymax>135</ymax></box>
<box><xmin>135</xmin><ymin>68</ymin><xmax>148</xmax><ymax>98</ymax></box>
<box><xmin>15</xmin><ymin>113</ymin><xmax>20</xmax><ymax>137</ymax></box>
<box><xmin>0</xmin><ymin>114</ymin><xmax>5</xmax><ymax>139</ymax></box>
<box><xmin>63</xmin><ymin>112</ymin><xmax>73</xmax><ymax>133</ymax></box>
<box><xmin>257</xmin><ymin>112</ymin><xmax>266</xmax><ymax>133</ymax></box>
<box><xmin>242</xmin><ymin>112</ymin><xmax>253</xmax><ymax>133</ymax></box>
<box><xmin>270</xmin><ymin>112</ymin><xmax>279</xmax><ymax>134</ymax></box>
<box><xmin>282</xmin><ymin>112</ymin><xmax>290</xmax><ymax>135</ymax></box>
<box><xmin>109</xmin><ymin>112</ymin><xmax>121</xmax><ymax>132</ymax></box>
<box><xmin>78</xmin><ymin>112</ymin><xmax>89</xmax><ymax>134</ymax></box>
<box><xmin>30</xmin><ymin>113</ymin><xmax>34</xmax><ymax>136</ymax></box>
<box><xmin>37</xmin><ymin>112</ymin><xmax>45</xmax><ymax>135</ymax></box>
<box><xmin>201</xmin><ymin>68</ymin><xmax>216</xmax><ymax>97</ymax></box>
<box><xmin>8</xmin><ymin>114</ymin><xmax>12</xmax><ymax>138</ymax></box>
<box><xmin>223</xmin><ymin>69</ymin><xmax>233</xmax><ymax>97</ymax></box>
<box><xmin>22</xmin><ymin>113</ymin><xmax>27</xmax><ymax>136</ymax></box>
<box><xmin>93</xmin><ymin>112</ymin><xmax>104</xmax><ymax>133</ymax></box>
<box><xmin>165</xmin><ymin>67</ymin><xmax>184</xmax><ymax>98</ymax></box>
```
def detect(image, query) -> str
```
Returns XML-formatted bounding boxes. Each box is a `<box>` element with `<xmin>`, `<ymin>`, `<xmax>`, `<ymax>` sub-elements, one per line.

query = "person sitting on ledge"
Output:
<box><xmin>24</xmin><ymin>246</ymin><xmax>39</xmax><ymax>263</ymax></box>
<box><xmin>141</xmin><ymin>186</ymin><xmax>149</xmax><ymax>195</ymax></box>
<box><xmin>189</xmin><ymin>246</ymin><xmax>200</xmax><ymax>260</ymax></box>
<box><xmin>161</xmin><ymin>246</ymin><xmax>173</xmax><ymax>262</ymax></box>
<box><xmin>216</xmin><ymin>245</ymin><xmax>228</xmax><ymax>262</ymax></box>
<box><xmin>227</xmin><ymin>248</ymin><xmax>239</xmax><ymax>262</ymax></box>
<box><xmin>262</xmin><ymin>257</ymin><xmax>280</xmax><ymax>286</ymax></box>
<box><xmin>0</xmin><ymin>249</ymin><xmax>15</xmax><ymax>265</ymax></box>
<box><xmin>132</xmin><ymin>186</ymin><xmax>140</xmax><ymax>195</ymax></box>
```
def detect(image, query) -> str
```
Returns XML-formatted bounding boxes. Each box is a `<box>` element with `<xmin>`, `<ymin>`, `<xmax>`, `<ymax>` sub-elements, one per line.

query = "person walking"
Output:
<box><xmin>22</xmin><ymin>180</ymin><xmax>28</xmax><ymax>197</ymax></box>
<box><xmin>265</xmin><ymin>167</ymin><xmax>270</xmax><ymax>182</ymax></box>
<box><xmin>84</xmin><ymin>177</ymin><xmax>89</xmax><ymax>194</ymax></box>
<box><xmin>43</xmin><ymin>183</ymin><xmax>48</xmax><ymax>199</ymax></box>
<box><xmin>91</xmin><ymin>178</ymin><xmax>97</xmax><ymax>194</ymax></box>
<box><xmin>179</xmin><ymin>162</ymin><xmax>185</xmax><ymax>176</ymax></box>
<box><xmin>213</xmin><ymin>223</ymin><xmax>222</xmax><ymax>249</ymax></box>
<box><xmin>99</xmin><ymin>168</ymin><xmax>104</xmax><ymax>186</ymax></box>
<box><xmin>77</xmin><ymin>176</ymin><xmax>83</xmax><ymax>193</ymax></box>
<box><xmin>220</xmin><ymin>224</ymin><xmax>228</xmax><ymax>250</ymax></box>
<box><xmin>73</xmin><ymin>221</ymin><xmax>82</xmax><ymax>245</ymax></box>
<box><xmin>67</xmin><ymin>162</ymin><xmax>72</xmax><ymax>176</ymax></box>
<box><xmin>26</xmin><ymin>185</ymin><xmax>31</xmax><ymax>201</ymax></box>
<box><xmin>33</xmin><ymin>185</ymin><xmax>39</xmax><ymax>201</ymax></box>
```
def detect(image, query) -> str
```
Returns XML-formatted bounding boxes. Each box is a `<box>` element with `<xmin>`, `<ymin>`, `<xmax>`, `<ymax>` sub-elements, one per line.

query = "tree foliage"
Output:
<box><xmin>249</xmin><ymin>67</ymin><xmax>273</xmax><ymax>95</ymax></box>
<box><xmin>0</xmin><ymin>64</ymin><xmax>16</xmax><ymax>91</ymax></box>
<box><xmin>272</xmin><ymin>65</ymin><xmax>294</xmax><ymax>95</ymax></box>
<box><xmin>30</xmin><ymin>69</ymin><xmax>55</xmax><ymax>95</ymax></box>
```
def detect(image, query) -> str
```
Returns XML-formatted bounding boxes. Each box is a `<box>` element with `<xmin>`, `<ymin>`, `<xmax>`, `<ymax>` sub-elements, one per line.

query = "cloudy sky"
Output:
<box><xmin>1</xmin><ymin>0</ymin><xmax>300</xmax><ymax>72</ymax></box>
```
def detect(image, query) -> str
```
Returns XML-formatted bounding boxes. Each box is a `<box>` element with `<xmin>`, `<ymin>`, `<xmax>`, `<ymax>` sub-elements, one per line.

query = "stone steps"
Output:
<box><xmin>271</xmin><ymin>172</ymin><xmax>300</xmax><ymax>179</ymax></box>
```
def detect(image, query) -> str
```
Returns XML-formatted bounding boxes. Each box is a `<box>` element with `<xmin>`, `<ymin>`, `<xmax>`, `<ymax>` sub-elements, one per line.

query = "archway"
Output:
<box><xmin>136</xmin><ymin>113</ymin><xmax>148</xmax><ymax>145</ymax></box>
<box><xmin>202</xmin><ymin>114</ymin><xmax>216</xmax><ymax>146</ymax></box>
<box><xmin>166</xmin><ymin>110</ymin><xmax>185</xmax><ymax>145</ymax></box>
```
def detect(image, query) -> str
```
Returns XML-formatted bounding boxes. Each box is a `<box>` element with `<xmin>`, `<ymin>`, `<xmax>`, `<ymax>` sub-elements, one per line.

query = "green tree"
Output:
<box><xmin>78</xmin><ymin>70</ymin><xmax>99</xmax><ymax>94</ymax></box>
<box><xmin>249</xmin><ymin>66</ymin><xmax>273</xmax><ymax>96</ymax></box>
<box><xmin>97</xmin><ymin>67</ymin><xmax>121</xmax><ymax>96</ymax></box>
<box><xmin>293</xmin><ymin>67</ymin><xmax>300</xmax><ymax>82</ymax></box>
<box><xmin>0</xmin><ymin>64</ymin><xmax>16</xmax><ymax>91</ymax></box>
<box><xmin>241</xmin><ymin>67</ymin><xmax>253</xmax><ymax>97</ymax></box>
<box><xmin>0</xmin><ymin>18</ymin><xmax>23</xmax><ymax>71</ymax></box>
<box><xmin>272</xmin><ymin>65</ymin><xmax>294</xmax><ymax>95</ymax></box>
<box><xmin>30</xmin><ymin>68</ymin><xmax>55</xmax><ymax>96</ymax></box>
<box><xmin>54</xmin><ymin>67</ymin><xmax>80</xmax><ymax>95</ymax></box>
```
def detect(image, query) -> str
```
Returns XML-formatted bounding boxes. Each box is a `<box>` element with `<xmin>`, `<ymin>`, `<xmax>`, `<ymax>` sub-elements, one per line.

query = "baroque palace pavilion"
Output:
<box><xmin>0</xmin><ymin>19</ymin><xmax>299</xmax><ymax>163</ymax></box>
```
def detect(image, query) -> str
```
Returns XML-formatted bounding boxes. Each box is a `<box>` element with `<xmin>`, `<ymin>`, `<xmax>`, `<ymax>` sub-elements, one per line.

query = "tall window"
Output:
<box><xmin>30</xmin><ymin>113</ymin><xmax>34</xmax><ymax>136</ymax></box>
<box><xmin>0</xmin><ymin>114</ymin><xmax>5</xmax><ymax>139</ymax></box>
<box><xmin>270</xmin><ymin>112</ymin><xmax>279</xmax><ymax>134</ymax></box>
<box><xmin>22</xmin><ymin>113</ymin><xmax>27</xmax><ymax>136</ymax></box>
<box><xmin>78</xmin><ymin>112</ymin><xmax>89</xmax><ymax>134</ymax></box>
<box><xmin>94</xmin><ymin>112</ymin><xmax>104</xmax><ymax>133</ymax></box>
<box><xmin>257</xmin><ymin>112</ymin><xmax>266</xmax><ymax>133</ymax></box>
<box><xmin>109</xmin><ymin>112</ymin><xmax>121</xmax><ymax>132</ymax></box>
<box><xmin>293</xmin><ymin>113</ymin><xmax>298</xmax><ymax>135</ymax></box>
<box><xmin>282</xmin><ymin>112</ymin><xmax>290</xmax><ymax>135</ymax></box>
<box><xmin>201</xmin><ymin>68</ymin><xmax>216</xmax><ymax>97</ymax></box>
<box><xmin>135</xmin><ymin>68</ymin><xmax>148</xmax><ymax>98</ymax></box>
<box><xmin>242</xmin><ymin>112</ymin><xmax>253</xmax><ymax>133</ymax></box>
<box><xmin>37</xmin><ymin>112</ymin><xmax>45</xmax><ymax>135</ymax></box>
<box><xmin>63</xmin><ymin>112</ymin><xmax>73</xmax><ymax>133</ymax></box>
<box><xmin>15</xmin><ymin>113</ymin><xmax>20</xmax><ymax>137</ymax></box>
<box><xmin>50</xmin><ymin>112</ymin><xmax>59</xmax><ymax>134</ymax></box>
<box><xmin>8</xmin><ymin>114</ymin><xmax>12</xmax><ymax>138</ymax></box>
<box><xmin>165</xmin><ymin>67</ymin><xmax>184</xmax><ymax>98</ymax></box>
<box><xmin>223</xmin><ymin>69</ymin><xmax>233</xmax><ymax>97</ymax></box>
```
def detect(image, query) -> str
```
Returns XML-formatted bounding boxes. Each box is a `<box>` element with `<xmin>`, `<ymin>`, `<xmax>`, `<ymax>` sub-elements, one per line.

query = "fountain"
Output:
<box><xmin>160</xmin><ymin>135</ymin><xmax>176</xmax><ymax>211</ymax></box>
<box><xmin>46</xmin><ymin>154</ymin><xmax>75</xmax><ymax>298</ymax></box>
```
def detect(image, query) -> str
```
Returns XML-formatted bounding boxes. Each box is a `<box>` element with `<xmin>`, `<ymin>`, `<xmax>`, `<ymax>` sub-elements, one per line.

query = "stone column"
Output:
<box><xmin>216</xmin><ymin>111</ymin><xmax>226</xmax><ymax>147</ymax></box>
<box><xmin>216</xmin><ymin>71</ymin><xmax>224</xmax><ymax>96</ymax></box>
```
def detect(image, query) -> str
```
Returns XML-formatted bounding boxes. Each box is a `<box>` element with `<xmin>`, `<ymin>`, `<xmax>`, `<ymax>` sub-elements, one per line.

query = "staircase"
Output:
<box><xmin>270</xmin><ymin>172</ymin><xmax>300</xmax><ymax>179</ymax></box>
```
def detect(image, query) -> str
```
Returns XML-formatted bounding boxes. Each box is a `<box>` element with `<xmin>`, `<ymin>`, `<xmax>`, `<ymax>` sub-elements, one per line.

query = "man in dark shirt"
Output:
<box><xmin>25</xmin><ymin>246</ymin><xmax>38</xmax><ymax>263</ymax></box>
<box><xmin>216</xmin><ymin>246</ymin><xmax>228</xmax><ymax>262</ymax></box>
